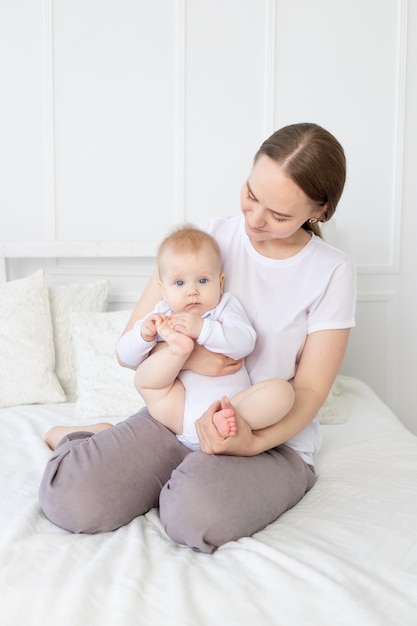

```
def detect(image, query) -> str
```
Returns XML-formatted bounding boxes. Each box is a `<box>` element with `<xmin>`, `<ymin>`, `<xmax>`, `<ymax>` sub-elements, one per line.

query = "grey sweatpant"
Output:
<box><xmin>39</xmin><ymin>408</ymin><xmax>316</xmax><ymax>553</ymax></box>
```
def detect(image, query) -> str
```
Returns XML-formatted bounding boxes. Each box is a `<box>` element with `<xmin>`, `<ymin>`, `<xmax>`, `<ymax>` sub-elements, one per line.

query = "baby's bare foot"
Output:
<box><xmin>213</xmin><ymin>407</ymin><xmax>237</xmax><ymax>438</ymax></box>
<box><xmin>156</xmin><ymin>321</ymin><xmax>194</xmax><ymax>355</ymax></box>
<box><xmin>45</xmin><ymin>422</ymin><xmax>113</xmax><ymax>450</ymax></box>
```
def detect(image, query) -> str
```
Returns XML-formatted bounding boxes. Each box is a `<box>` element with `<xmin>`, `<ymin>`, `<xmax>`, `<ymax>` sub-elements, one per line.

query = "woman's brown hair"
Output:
<box><xmin>254</xmin><ymin>123</ymin><xmax>346</xmax><ymax>237</ymax></box>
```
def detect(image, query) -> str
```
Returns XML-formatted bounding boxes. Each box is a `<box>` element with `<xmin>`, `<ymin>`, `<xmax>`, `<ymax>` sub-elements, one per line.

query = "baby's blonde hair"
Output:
<box><xmin>157</xmin><ymin>224</ymin><xmax>222</xmax><ymax>272</ymax></box>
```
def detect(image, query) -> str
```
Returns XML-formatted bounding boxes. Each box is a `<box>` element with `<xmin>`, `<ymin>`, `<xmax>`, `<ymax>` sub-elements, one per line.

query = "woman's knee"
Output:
<box><xmin>38</xmin><ymin>432</ymin><xmax>139</xmax><ymax>533</ymax></box>
<box><xmin>39</xmin><ymin>478</ymin><xmax>99</xmax><ymax>533</ymax></box>
<box><xmin>158</xmin><ymin>471</ymin><xmax>217</xmax><ymax>553</ymax></box>
<box><xmin>39</xmin><ymin>414</ymin><xmax>191</xmax><ymax>534</ymax></box>
<box><xmin>159</xmin><ymin>446</ymin><xmax>316</xmax><ymax>553</ymax></box>
<box><xmin>159</xmin><ymin>453</ymin><xmax>249</xmax><ymax>553</ymax></box>
<box><xmin>39</xmin><ymin>446</ymin><xmax>119</xmax><ymax>533</ymax></box>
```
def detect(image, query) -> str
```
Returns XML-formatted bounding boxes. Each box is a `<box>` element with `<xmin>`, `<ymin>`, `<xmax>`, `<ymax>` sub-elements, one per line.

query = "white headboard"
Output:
<box><xmin>0</xmin><ymin>251</ymin><xmax>156</xmax><ymax>312</ymax></box>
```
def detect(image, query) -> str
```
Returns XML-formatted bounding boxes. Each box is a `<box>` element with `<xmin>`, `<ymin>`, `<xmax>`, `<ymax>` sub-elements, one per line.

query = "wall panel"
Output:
<box><xmin>52</xmin><ymin>0</ymin><xmax>178</xmax><ymax>245</ymax></box>
<box><xmin>184</xmin><ymin>0</ymin><xmax>270</xmax><ymax>225</ymax></box>
<box><xmin>0</xmin><ymin>0</ymin><xmax>47</xmax><ymax>240</ymax></box>
<box><xmin>340</xmin><ymin>293</ymin><xmax>398</xmax><ymax>405</ymax></box>
<box><xmin>273</xmin><ymin>0</ymin><xmax>406</xmax><ymax>271</ymax></box>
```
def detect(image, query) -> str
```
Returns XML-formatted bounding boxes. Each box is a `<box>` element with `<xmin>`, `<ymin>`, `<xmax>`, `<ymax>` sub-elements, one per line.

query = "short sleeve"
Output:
<box><xmin>307</xmin><ymin>258</ymin><xmax>356</xmax><ymax>333</ymax></box>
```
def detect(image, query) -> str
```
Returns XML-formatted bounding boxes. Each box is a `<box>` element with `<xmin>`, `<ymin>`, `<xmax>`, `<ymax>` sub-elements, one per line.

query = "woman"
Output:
<box><xmin>40</xmin><ymin>122</ymin><xmax>356</xmax><ymax>553</ymax></box>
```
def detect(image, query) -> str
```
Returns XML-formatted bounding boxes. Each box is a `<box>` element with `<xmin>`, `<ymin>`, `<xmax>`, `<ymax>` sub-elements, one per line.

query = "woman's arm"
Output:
<box><xmin>184</xmin><ymin>343</ymin><xmax>243</xmax><ymax>376</ymax></box>
<box><xmin>124</xmin><ymin>267</ymin><xmax>162</xmax><ymax>333</ymax></box>
<box><xmin>195</xmin><ymin>327</ymin><xmax>351</xmax><ymax>456</ymax></box>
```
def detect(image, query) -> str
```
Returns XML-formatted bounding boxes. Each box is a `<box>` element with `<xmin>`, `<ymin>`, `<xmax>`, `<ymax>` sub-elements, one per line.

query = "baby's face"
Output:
<box><xmin>159</xmin><ymin>244</ymin><xmax>224</xmax><ymax>315</ymax></box>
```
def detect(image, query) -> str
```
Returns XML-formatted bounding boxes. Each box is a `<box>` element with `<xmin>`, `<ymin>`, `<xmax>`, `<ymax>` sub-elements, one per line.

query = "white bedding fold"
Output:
<box><xmin>1</xmin><ymin>377</ymin><xmax>416</xmax><ymax>626</ymax></box>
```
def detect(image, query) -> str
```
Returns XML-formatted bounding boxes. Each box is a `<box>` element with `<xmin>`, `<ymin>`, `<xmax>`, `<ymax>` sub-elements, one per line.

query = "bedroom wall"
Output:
<box><xmin>1</xmin><ymin>1</ymin><xmax>416</xmax><ymax>433</ymax></box>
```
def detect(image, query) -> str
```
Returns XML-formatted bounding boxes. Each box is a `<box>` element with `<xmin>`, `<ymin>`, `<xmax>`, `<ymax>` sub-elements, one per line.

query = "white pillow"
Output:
<box><xmin>71</xmin><ymin>310</ymin><xmax>145</xmax><ymax>419</ymax></box>
<box><xmin>317</xmin><ymin>377</ymin><xmax>348</xmax><ymax>424</ymax></box>
<box><xmin>49</xmin><ymin>281</ymin><xmax>109</xmax><ymax>401</ymax></box>
<box><xmin>0</xmin><ymin>270</ymin><xmax>66</xmax><ymax>408</ymax></box>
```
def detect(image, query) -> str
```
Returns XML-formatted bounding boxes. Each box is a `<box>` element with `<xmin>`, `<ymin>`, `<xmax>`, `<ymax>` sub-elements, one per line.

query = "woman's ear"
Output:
<box><xmin>316</xmin><ymin>202</ymin><xmax>329</xmax><ymax>221</ymax></box>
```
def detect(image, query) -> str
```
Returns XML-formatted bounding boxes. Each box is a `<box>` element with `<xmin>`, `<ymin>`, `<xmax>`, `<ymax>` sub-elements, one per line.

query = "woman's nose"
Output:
<box><xmin>250</xmin><ymin>206</ymin><xmax>265</xmax><ymax>227</ymax></box>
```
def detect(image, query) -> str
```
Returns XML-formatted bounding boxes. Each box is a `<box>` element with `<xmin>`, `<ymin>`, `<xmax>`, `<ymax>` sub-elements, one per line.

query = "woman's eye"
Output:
<box><xmin>246</xmin><ymin>184</ymin><xmax>257</xmax><ymax>201</ymax></box>
<box><xmin>271</xmin><ymin>213</ymin><xmax>287</xmax><ymax>222</ymax></box>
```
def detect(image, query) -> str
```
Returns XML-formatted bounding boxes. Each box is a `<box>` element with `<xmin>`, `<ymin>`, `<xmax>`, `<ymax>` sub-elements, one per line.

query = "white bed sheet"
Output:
<box><xmin>1</xmin><ymin>376</ymin><xmax>416</xmax><ymax>626</ymax></box>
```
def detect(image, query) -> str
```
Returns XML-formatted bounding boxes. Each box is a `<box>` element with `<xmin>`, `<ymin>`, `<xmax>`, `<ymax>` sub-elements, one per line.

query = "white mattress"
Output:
<box><xmin>1</xmin><ymin>376</ymin><xmax>417</xmax><ymax>626</ymax></box>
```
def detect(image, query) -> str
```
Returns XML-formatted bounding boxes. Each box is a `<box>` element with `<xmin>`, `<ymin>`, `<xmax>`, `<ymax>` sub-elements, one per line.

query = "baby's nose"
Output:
<box><xmin>187</xmin><ymin>282</ymin><xmax>199</xmax><ymax>294</ymax></box>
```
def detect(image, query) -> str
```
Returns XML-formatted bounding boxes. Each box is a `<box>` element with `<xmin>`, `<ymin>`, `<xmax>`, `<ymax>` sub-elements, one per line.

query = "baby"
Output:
<box><xmin>117</xmin><ymin>225</ymin><xmax>294</xmax><ymax>451</ymax></box>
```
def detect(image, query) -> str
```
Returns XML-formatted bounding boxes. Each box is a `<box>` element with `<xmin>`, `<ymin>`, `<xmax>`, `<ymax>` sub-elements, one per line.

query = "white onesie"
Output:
<box><xmin>117</xmin><ymin>292</ymin><xmax>256</xmax><ymax>450</ymax></box>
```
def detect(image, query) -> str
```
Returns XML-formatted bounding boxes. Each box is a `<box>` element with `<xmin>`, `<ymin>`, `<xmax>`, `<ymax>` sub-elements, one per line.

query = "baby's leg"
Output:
<box><xmin>233</xmin><ymin>379</ymin><xmax>295</xmax><ymax>430</ymax></box>
<box><xmin>135</xmin><ymin>323</ymin><xmax>194</xmax><ymax>434</ymax></box>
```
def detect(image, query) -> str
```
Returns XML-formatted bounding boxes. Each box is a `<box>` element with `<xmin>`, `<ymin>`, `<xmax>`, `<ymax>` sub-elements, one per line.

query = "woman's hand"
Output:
<box><xmin>195</xmin><ymin>397</ymin><xmax>259</xmax><ymax>456</ymax></box>
<box><xmin>184</xmin><ymin>344</ymin><xmax>242</xmax><ymax>377</ymax></box>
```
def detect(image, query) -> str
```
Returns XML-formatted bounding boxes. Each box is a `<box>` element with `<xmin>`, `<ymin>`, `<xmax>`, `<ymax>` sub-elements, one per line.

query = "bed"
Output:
<box><xmin>1</xmin><ymin>269</ymin><xmax>417</xmax><ymax>626</ymax></box>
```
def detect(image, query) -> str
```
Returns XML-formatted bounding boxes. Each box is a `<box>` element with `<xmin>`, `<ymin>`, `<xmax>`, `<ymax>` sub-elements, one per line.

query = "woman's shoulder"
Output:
<box><xmin>200</xmin><ymin>215</ymin><xmax>241</xmax><ymax>237</ymax></box>
<box><xmin>310</xmin><ymin>234</ymin><xmax>354</xmax><ymax>267</ymax></box>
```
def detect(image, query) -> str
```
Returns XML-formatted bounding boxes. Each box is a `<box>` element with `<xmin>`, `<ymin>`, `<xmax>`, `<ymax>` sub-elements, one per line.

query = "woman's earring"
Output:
<box><xmin>308</xmin><ymin>218</ymin><xmax>318</xmax><ymax>224</ymax></box>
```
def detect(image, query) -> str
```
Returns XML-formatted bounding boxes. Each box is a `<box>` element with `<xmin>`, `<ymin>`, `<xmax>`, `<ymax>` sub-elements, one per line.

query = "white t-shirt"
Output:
<box><xmin>203</xmin><ymin>215</ymin><xmax>356</xmax><ymax>464</ymax></box>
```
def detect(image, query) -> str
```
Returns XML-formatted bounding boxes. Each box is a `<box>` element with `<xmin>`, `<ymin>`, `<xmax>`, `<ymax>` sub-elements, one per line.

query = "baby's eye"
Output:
<box><xmin>198</xmin><ymin>278</ymin><xmax>208</xmax><ymax>284</ymax></box>
<box><xmin>175</xmin><ymin>280</ymin><xmax>185</xmax><ymax>287</ymax></box>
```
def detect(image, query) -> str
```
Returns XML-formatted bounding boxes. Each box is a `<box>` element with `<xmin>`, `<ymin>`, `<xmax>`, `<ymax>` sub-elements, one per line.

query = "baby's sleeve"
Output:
<box><xmin>197</xmin><ymin>293</ymin><xmax>256</xmax><ymax>359</ymax></box>
<box><xmin>116</xmin><ymin>321</ymin><xmax>157</xmax><ymax>367</ymax></box>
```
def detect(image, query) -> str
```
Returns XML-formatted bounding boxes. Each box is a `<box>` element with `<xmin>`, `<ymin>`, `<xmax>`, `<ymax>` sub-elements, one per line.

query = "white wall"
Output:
<box><xmin>1</xmin><ymin>0</ymin><xmax>416</xmax><ymax>433</ymax></box>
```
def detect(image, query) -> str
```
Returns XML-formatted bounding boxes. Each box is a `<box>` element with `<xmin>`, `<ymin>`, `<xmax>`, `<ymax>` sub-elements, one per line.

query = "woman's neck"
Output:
<box><xmin>250</xmin><ymin>228</ymin><xmax>312</xmax><ymax>259</ymax></box>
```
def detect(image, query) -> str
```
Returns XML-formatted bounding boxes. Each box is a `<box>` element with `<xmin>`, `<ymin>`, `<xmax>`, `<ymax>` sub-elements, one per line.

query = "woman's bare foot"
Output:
<box><xmin>45</xmin><ymin>422</ymin><xmax>113</xmax><ymax>451</ymax></box>
<box><xmin>212</xmin><ymin>402</ymin><xmax>237</xmax><ymax>438</ymax></box>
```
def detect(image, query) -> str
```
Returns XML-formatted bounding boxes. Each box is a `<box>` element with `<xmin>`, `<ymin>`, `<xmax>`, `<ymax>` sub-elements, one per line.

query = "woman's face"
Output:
<box><xmin>240</xmin><ymin>155</ymin><xmax>324</xmax><ymax>244</ymax></box>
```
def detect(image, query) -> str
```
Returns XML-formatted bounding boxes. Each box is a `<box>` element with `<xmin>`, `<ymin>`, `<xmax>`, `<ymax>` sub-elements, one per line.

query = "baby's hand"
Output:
<box><xmin>141</xmin><ymin>313</ymin><xmax>167</xmax><ymax>342</ymax></box>
<box><xmin>169</xmin><ymin>312</ymin><xmax>203</xmax><ymax>338</ymax></box>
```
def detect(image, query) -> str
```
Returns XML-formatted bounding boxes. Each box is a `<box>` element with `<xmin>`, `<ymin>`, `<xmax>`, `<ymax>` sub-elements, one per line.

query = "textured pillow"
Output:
<box><xmin>71</xmin><ymin>310</ymin><xmax>145</xmax><ymax>419</ymax></box>
<box><xmin>49</xmin><ymin>280</ymin><xmax>109</xmax><ymax>401</ymax></box>
<box><xmin>317</xmin><ymin>377</ymin><xmax>348</xmax><ymax>424</ymax></box>
<box><xmin>0</xmin><ymin>270</ymin><xmax>66</xmax><ymax>408</ymax></box>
